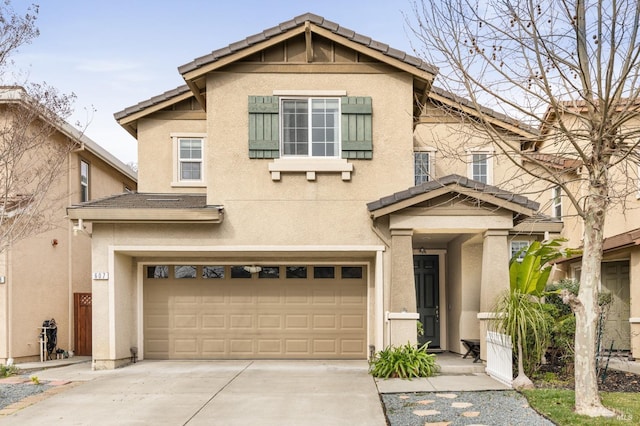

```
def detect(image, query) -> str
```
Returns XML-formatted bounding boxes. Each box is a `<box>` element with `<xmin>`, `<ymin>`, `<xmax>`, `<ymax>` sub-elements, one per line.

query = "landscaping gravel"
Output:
<box><xmin>0</xmin><ymin>381</ymin><xmax>51</xmax><ymax>410</ymax></box>
<box><xmin>382</xmin><ymin>390</ymin><xmax>554</xmax><ymax>426</ymax></box>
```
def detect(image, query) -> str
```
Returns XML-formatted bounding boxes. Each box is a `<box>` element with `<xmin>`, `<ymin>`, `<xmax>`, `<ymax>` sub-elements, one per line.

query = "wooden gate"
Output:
<box><xmin>74</xmin><ymin>293</ymin><xmax>92</xmax><ymax>356</ymax></box>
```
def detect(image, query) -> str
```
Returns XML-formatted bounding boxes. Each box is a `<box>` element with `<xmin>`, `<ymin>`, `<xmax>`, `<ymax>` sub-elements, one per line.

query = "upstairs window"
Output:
<box><xmin>179</xmin><ymin>138</ymin><xmax>202</xmax><ymax>180</ymax></box>
<box><xmin>172</xmin><ymin>134</ymin><xmax>205</xmax><ymax>186</ymax></box>
<box><xmin>552</xmin><ymin>186</ymin><xmax>562</xmax><ymax>218</ymax></box>
<box><xmin>414</xmin><ymin>151</ymin><xmax>432</xmax><ymax>185</ymax></box>
<box><xmin>282</xmin><ymin>98</ymin><xmax>340</xmax><ymax>158</ymax></box>
<box><xmin>470</xmin><ymin>152</ymin><xmax>489</xmax><ymax>183</ymax></box>
<box><xmin>80</xmin><ymin>160</ymin><xmax>90</xmax><ymax>202</ymax></box>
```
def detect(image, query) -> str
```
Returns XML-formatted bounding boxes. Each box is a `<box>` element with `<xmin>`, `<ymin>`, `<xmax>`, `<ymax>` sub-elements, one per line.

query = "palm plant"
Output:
<box><xmin>492</xmin><ymin>239</ymin><xmax>576</xmax><ymax>389</ymax></box>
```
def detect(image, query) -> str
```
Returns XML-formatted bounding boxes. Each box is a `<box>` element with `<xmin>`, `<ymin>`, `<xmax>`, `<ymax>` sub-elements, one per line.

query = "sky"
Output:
<box><xmin>8</xmin><ymin>0</ymin><xmax>422</xmax><ymax>166</ymax></box>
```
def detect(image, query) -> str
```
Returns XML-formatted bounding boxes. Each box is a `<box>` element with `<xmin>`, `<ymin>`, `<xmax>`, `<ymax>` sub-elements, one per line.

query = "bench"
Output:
<box><xmin>461</xmin><ymin>339</ymin><xmax>481</xmax><ymax>363</ymax></box>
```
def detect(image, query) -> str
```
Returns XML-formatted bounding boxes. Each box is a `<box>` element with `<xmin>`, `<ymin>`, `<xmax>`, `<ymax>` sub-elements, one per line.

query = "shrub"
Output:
<box><xmin>369</xmin><ymin>342</ymin><xmax>439</xmax><ymax>379</ymax></box>
<box><xmin>0</xmin><ymin>364</ymin><xmax>19</xmax><ymax>377</ymax></box>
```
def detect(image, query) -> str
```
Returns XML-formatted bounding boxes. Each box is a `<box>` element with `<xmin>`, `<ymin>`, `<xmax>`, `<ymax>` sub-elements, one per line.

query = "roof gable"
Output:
<box><xmin>367</xmin><ymin>174</ymin><xmax>539</xmax><ymax>220</ymax></box>
<box><xmin>179</xmin><ymin>13</ymin><xmax>437</xmax><ymax>79</ymax></box>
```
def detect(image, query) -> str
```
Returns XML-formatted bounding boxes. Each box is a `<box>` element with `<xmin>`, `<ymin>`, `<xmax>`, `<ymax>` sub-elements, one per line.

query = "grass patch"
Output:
<box><xmin>523</xmin><ymin>389</ymin><xmax>639</xmax><ymax>425</ymax></box>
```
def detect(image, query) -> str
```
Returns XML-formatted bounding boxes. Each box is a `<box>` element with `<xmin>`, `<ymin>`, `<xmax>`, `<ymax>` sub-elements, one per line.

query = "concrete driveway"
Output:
<box><xmin>0</xmin><ymin>360</ymin><xmax>386</xmax><ymax>426</ymax></box>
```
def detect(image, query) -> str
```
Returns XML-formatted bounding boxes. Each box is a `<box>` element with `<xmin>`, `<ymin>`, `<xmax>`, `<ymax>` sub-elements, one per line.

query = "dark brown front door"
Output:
<box><xmin>74</xmin><ymin>293</ymin><xmax>92</xmax><ymax>356</ymax></box>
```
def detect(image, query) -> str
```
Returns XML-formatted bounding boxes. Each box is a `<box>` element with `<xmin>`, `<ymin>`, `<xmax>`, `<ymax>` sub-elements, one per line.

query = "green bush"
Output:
<box><xmin>0</xmin><ymin>364</ymin><xmax>19</xmax><ymax>377</ymax></box>
<box><xmin>369</xmin><ymin>342</ymin><xmax>439</xmax><ymax>379</ymax></box>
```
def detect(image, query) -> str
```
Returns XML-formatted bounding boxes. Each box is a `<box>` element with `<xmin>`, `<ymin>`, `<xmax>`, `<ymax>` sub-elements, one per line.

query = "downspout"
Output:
<box><xmin>67</xmin><ymin>151</ymin><xmax>74</xmax><ymax>355</ymax></box>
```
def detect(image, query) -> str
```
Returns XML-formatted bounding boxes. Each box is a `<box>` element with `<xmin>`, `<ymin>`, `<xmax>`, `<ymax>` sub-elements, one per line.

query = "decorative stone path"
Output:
<box><xmin>411</xmin><ymin>393</ymin><xmax>485</xmax><ymax>424</ymax></box>
<box><xmin>381</xmin><ymin>390</ymin><xmax>554</xmax><ymax>426</ymax></box>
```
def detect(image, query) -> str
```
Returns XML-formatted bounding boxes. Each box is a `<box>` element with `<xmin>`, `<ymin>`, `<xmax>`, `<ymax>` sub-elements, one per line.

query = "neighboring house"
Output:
<box><xmin>0</xmin><ymin>87</ymin><xmax>137</xmax><ymax>364</ymax></box>
<box><xmin>531</xmin><ymin>101</ymin><xmax>640</xmax><ymax>357</ymax></box>
<box><xmin>68</xmin><ymin>13</ymin><xmax>561</xmax><ymax>369</ymax></box>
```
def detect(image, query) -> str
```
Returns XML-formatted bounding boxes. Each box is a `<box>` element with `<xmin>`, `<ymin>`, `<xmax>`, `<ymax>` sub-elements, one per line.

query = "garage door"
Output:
<box><xmin>143</xmin><ymin>265</ymin><xmax>367</xmax><ymax>359</ymax></box>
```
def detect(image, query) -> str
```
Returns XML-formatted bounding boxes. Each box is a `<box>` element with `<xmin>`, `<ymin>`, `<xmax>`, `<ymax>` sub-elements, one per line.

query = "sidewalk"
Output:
<box><xmin>375</xmin><ymin>352</ymin><xmax>511</xmax><ymax>394</ymax></box>
<box><xmin>14</xmin><ymin>356</ymin><xmax>91</xmax><ymax>374</ymax></box>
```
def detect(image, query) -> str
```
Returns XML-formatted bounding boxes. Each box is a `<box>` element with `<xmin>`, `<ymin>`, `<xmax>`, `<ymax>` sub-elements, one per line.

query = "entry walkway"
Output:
<box><xmin>375</xmin><ymin>352</ymin><xmax>511</xmax><ymax>394</ymax></box>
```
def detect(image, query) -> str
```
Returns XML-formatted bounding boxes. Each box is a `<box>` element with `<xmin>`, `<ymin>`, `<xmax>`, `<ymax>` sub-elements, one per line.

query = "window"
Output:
<box><xmin>341</xmin><ymin>266</ymin><xmax>363</xmax><ymax>279</ymax></box>
<box><xmin>552</xmin><ymin>186</ymin><xmax>562</xmax><ymax>218</ymax></box>
<box><xmin>470</xmin><ymin>152</ymin><xmax>491</xmax><ymax>184</ymax></box>
<box><xmin>146</xmin><ymin>266</ymin><xmax>168</xmax><ymax>279</ymax></box>
<box><xmin>203</xmin><ymin>266</ymin><xmax>225</xmax><ymax>279</ymax></box>
<box><xmin>172</xmin><ymin>134</ymin><xmax>205</xmax><ymax>186</ymax></box>
<box><xmin>510</xmin><ymin>241</ymin><xmax>529</xmax><ymax>262</ymax></box>
<box><xmin>258</xmin><ymin>266</ymin><xmax>280</xmax><ymax>279</ymax></box>
<box><xmin>179</xmin><ymin>138</ymin><xmax>202</xmax><ymax>180</ymax></box>
<box><xmin>175</xmin><ymin>266</ymin><xmax>196</xmax><ymax>278</ymax></box>
<box><xmin>80</xmin><ymin>160</ymin><xmax>89</xmax><ymax>202</ymax></box>
<box><xmin>286</xmin><ymin>266</ymin><xmax>307</xmax><ymax>279</ymax></box>
<box><xmin>282</xmin><ymin>98</ymin><xmax>339</xmax><ymax>157</ymax></box>
<box><xmin>414</xmin><ymin>151</ymin><xmax>431</xmax><ymax>185</ymax></box>
<box><xmin>313</xmin><ymin>266</ymin><xmax>335</xmax><ymax>279</ymax></box>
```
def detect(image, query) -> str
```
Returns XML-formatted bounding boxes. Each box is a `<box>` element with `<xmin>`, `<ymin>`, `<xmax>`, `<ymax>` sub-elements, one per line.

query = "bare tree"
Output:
<box><xmin>0</xmin><ymin>2</ymin><xmax>77</xmax><ymax>253</ymax></box>
<box><xmin>407</xmin><ymin>0</ymin><xmax>640</xmax><ymax>417</ymax></box>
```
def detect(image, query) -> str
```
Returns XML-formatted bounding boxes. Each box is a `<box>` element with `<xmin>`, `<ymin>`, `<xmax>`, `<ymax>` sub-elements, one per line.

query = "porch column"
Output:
<box><xmin>629</xmin><ymin>248</ymin><xmax>640</xmax><ymax>360</ymax></box>
<box><xmin>478</xmin><ymin>229</ymin><xmax>510</xmax><ymax>361</ymax></box>
<box><xmin>388</xmin><ymin>229</ymin><xmax>418</xmax><ymax>346</ymax></box>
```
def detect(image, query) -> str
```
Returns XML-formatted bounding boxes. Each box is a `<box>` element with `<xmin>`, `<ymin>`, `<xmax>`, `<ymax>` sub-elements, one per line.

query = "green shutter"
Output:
<box><xmin>248</xmin><ymin>96</ymin><xmax>279</xmax><ymax>159</ymax></box>
<box><xmin>341</xmin><ymin>96</ymin><xmax>373</xmax><ymax>159</ymax></box>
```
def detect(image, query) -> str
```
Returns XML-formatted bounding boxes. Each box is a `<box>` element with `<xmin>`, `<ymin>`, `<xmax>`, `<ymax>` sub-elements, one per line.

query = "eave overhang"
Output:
<box><xmin>367</xmin><ymin>174</ymin><xmax>539</xmax><ymax>222</ymax></box>
<box><xmin>66</xmin><ymin>192</ymin><xmax>223</xmax><ymax>224</ymax></box>
<box><xmin>67</xmin><ymin>207</ymin><xmax>223</xmax><ymax>224</ymax></box>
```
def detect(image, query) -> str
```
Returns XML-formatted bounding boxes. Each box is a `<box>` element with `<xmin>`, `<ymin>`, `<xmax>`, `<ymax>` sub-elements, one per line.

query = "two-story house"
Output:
<box><xmin>68</xmin><ymin>14</ymin><xmax>560</xmax><ymax>369</ymax></box>
<box><xmin>531</xmin><ymin>101</ymin><xmax>640</xmax><ymax>358</ymax></box>
<box><xmin>0</xmin><ymin>87</ymin><xmax>137</xmax><ymax>364</ymax></box>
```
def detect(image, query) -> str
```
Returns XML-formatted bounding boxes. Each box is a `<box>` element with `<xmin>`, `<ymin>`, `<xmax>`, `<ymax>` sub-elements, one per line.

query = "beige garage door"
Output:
<box><xmin>144</xmin><ymin>265</ymin><xmax>367</xmax><ymax>359</ymax></box>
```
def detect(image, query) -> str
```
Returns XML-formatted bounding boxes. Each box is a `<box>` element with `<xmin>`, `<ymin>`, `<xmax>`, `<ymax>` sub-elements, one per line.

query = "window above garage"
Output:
<box><xmin>248</xmin><ymin>92</ymin><xmax>372</xmax><ymax>181</ymax></box>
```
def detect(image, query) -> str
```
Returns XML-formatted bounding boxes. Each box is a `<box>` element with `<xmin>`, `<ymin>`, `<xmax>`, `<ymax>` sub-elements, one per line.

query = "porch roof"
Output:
<box><xmin>66</xmin><ymin>192</ymin><xmax>224</xmax><ymax>223</ymax></box>
<box><xmin>367</xmin><ymin>174</ymin><xmax>539</xmax><ymax>220</ymax></box>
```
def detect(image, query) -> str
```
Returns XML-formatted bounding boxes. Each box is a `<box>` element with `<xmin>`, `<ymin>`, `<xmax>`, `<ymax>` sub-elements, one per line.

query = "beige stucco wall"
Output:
<box><xmin>0</xmin><ymin>137</ymin><xmax>136</xmax><ymax>363</ymax></box>
<box><xmin>446</xmin><ymin>235</ymin><xmax>483</xmax><ymax>354</ymax></box>
<box><xmin>137</xmin><ymin>118</ymin><xmax>206</xmax><ymax>193</ymax></box>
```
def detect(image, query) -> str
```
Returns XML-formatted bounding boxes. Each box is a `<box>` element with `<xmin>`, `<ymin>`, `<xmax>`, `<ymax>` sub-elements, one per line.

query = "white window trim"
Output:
<box><xmin>268</xmin><ymin>157</ymin><xmax>353</xmax><ymax>181</ymax></box>
<box><xmin>551</xmin><ymin>186</ymin><xmax>562</xmax><ymax>218</ymax></box>
<box><xmin>171</xmin><ymin>133</ymin><xmax>206</xmax><ymax>187</ymax></box>
<box><xmin>273</xmin><ymin>90</ymin><xmax>347</xmax><ymax>96</ymax></box>
<box><xmin>467</xmin><ymin>148</ymin><xmax>494</xmax><ymax>185</ymax></box>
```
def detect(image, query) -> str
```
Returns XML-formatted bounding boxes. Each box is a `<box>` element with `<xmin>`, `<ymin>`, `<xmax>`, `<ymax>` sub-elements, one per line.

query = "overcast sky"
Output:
<box><xmin>9</xmin><ymin>0</ymin><xmax>420</xmax><ymax>165</ymax></box>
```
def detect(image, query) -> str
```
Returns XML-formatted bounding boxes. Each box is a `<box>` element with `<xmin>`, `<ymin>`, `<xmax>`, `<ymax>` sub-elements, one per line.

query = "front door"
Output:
<box><xmin>414</xmin><ymin>255</ymin><xmax>440</xmax><ymax>347</ymax></box>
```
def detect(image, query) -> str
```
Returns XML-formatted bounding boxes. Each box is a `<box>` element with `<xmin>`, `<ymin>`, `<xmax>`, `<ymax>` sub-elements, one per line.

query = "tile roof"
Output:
<box><xmin>177</xmin><ymin>12</ymin><xmax>438</xmax><ymax>76</ymax></box>
<box><xmin>525</xmin><ymin>152</ymin><xmax>582</xmax><ymax>170</ymax></box>
<box><xmin>113</xmin><ymin>85</ymin><xmax>192</xmax><ymax>121</ymax></box>
<box><xmin>367</xmin><ymin>174</ymin><xmax>539</xmax><ymax>212</ymax></box>
<box><xmin>428</xmin><ymin>86</ymin><xmax>537</xmax><ymax>135</ymax></box>
<box><xmin>69</xmin><ymin>192</ymin><xmax>220</xmax><ymax>210</ymax></box>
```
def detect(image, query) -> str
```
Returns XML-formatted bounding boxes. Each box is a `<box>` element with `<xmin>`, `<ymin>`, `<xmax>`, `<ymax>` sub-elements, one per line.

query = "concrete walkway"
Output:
<box><xmin>0</xmin><ymin>360</ymin><xmax>387</xmax><ymax>426</ymax></box>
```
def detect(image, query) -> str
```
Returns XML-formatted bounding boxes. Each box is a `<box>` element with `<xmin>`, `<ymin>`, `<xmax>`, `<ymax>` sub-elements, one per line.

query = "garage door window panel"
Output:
<box><xmin>259</xmin><ymin>266</ymin><xmax>280</xmax><ymax>279</ymax></box>
<box><xmin>286</xmin><ymin>266</ymin><xmax>307</xmax><ymax>279</ymax></box>
<box><xmin>231</xmin><ymin>266</ymin><xmax>252</xmax><ymax>279</ymax></box>
<box><xmin>203</xmin><ymin>266</ymin><xmax>225</xmax><ymax>279</ymax></box>
<box><xmin>175</xmin><ymin>266</ymin><xmax>197</xmax><ymax>278</ymax></box>
<box><xmin>147</xmin><ymin>266</ymin><xmax>169</xmax><ymax>279</ymax></box>
<box><xmin>314</xmin><ymin>266</ymin><xmax>335</xmax><ymax>279</ymax></box>
<box><xmin>341</xmin><ymin>266</ymin><xmax>363</xmax><ymax>279</ymax></box>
